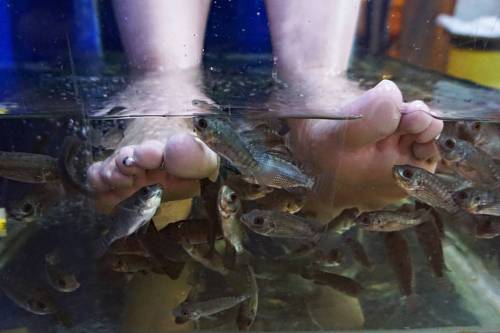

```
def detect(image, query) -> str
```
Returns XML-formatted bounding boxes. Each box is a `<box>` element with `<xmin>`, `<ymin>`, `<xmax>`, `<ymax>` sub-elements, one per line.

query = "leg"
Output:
<box><xmin>88</xmin><ymin>0</ymin><xmax>217</xmax><ymax>212</ymax></box>
<box><xmin>265</xmin><ymin>0</ymin><xmax>443</xmax><ymax>219</ymax></box>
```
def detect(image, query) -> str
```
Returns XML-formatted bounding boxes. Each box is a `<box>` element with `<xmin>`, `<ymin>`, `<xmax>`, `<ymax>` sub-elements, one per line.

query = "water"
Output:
<box><xmin>0</xmin><ymin>55</ymin><xmax>499</xmax><ymax>332</ymax></box>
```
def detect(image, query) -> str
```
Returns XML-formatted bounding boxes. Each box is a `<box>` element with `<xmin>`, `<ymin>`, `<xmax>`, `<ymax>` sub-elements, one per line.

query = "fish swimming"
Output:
<box><xmin>243</xmin><ymin>188</ymin><xmax>306</xmax><ymax>214</ymax></box>
<box><xmin>356</xmin><ymin>208</ymin><xmax>431</xmax><ymax>232</ymax></box>
<box><xmin>44</xmin><ymin>252</ymin><xmax>80</xmax><ymax>293</ymax></box>
<box><xmin>326</xmin><ymin>208</ymin><xmax>359</xmax><ymax>234</ymax></box>
<box><xmin>173</xmin><ymin>295</ymin><xmax>248</xmax><ymax>323</ymax></box>
<box><xmin>414</xmin><ymin>218</ymin><xmax>445</xmax><ymax>279</ymax></box>
<box><xmin>392</xmin><ymin>165</ymin><xmax>459</xmax><ymax>213</ymax></box>
<box><xmin>0</xmin><ymin>151</ymin><xmax>59</xmax><ymax>183</ymax></box>
<box><xmin>218</xmin><ymin>185</ymin><xmax>245</xmax><ymax>255</ymax></box>
<box><xmin>0</xmin><ymin>273</ymin><xmax>56</xmax><ymax>315</ymax></box>
<box><xmin>93</xmin><ymin>184</ymin><xmax>163</xmax><ymax>257</ymax></box>
<box><xmin>452</xmin><ymin>187</ymin><xmax>500</xmax><ymax>216</ymax></box>
<box><xmin>384</xmin><ymin>231</ymin><xmax>415</xmax><ymax>300</ymax></box>
<box><xmin>241</xmin><ymin>209</ymin><xmax>322</xmax><ymax>241</ymax></box>
<box><xmin>437</xmin><ymin>135</ymin><xmax>500</xmax><ymax>186</ymax></box>
<box><xmin>224</xmin><ymin>175</ymin><xmax>274</xmax><ymax>201</ymax></box>
<box><xmin>236</xmin><ymin>265</ymin><xmax>259</xmax><ymax>330</ymax></box>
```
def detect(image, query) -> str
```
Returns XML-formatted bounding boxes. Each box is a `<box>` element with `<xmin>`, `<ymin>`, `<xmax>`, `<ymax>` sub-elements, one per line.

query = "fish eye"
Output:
<box><xmin>402</xmin><ymin>169</ymin><xmax>413</xmax><ymax>179</ymax></box>
<box><xmin>29</xmin><ymin>299</ymin><xmax>47</xmax><ymax>311</ymax></box>
<box><xmin>361</xmin><ymin>216</ymin><xmax>369</xmax><ymax>224</ymax></box>
<box><xmin>473</xmin><ymin>122</ymin><xmax>481</xmax><ymax>131</ymax></box>
<box><xmin>58</xmin><ymin>278</ymin><xmax>67</xmax><ymax>288</ymax></box>
<box><xmin>444</xmin><ymin>138</ymin><xmax>456</xmax><ymax>149</ymax></box>
<box><xmin>253</xmin><ymin>217</ymin><xmax>264</xmax><ymax>226</ymax></box>
<box><xmin>229</xmin><ymin>193</ymin><xmax>238</xmax><ymax>202</ymax></box>
<box><xmin>457</xmin><ymin>191</ymin><xmax>468</xmax><ymax>200</ymax></box>
<box><xmin>473</xmin><ymin>196</ymin><xmax>481</xmax><ymax>203</ymax></box>
<box><xmin>197</xmin><ymin>118</ymin><xmax>208</xmax><ymax>129</ymax></box>
<box><xmin>22</xmin><ymin>203</ymin><xmax>33</xmax><ymax>214</ymax></box>
<box><xmin>181</xmin><ymin>309</ymin><xmax>189</xmax><ymax>316</ymax></box>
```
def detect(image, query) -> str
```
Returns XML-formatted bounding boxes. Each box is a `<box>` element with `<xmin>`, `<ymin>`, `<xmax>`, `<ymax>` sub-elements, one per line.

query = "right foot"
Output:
<box><xmin>87</xmin><ymin>72</ymin><xmax>218</xmax><ymax>211</ymax></box>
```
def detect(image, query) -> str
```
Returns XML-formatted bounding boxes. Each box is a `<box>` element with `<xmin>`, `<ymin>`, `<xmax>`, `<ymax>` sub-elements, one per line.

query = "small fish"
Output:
<box><xmin>356</xmin><ymin>208</ymin><xmax>431</xmax><ymax>232</ymax></box>
<box><xmin>437</xmin><ymin>135</ymin><xmax>500</xmax><ymax>185</ymax></box>
<box><xmin>343</xmin><ymin>237</ymin><xmax>372</xmax><ymax>269</ymax></box>
<box><xmin>106</xmin><ymin>254</ymin><xmax>154</xmax><ymax>273</ymax></box>
<box><xmin>392</xmin><ymin>165</ymin><xmax>459</xmax><ymax>213</ymax></box>
<box><xmin>300</xmin><ymin>269</ymin><xmax>363</xmax><ymax>297</ymax></box>
<box><xmin>312</xmin><ymin>249</ymin><xmax>343</xmax><ymax>270</ymax></box>
<box><xmin>452</xmin><ymin>187</ymin><xmax>500</xmax><ymax>216</ymax></box>
<box><xmin>224</xmin><ymin>175</ymin><xmax>274</xmax><ymax>201</ymax></box>
<box><xmin>243</xmin><ymin>189</ymin><xmax>305</xmax><ymax>214</ymax></box>
<box><xmin>93</xmin><ymin>185</ymin><xmax>163</xmax><ymax>257</ymax></box>
<box><xmin>457</xmin><ymin>121</ymin><xmax>500</xmax><ymax>156</ymax></box>
<box><xmin>193</xmin><ymin>116</ymin><xmax>313</xmax><ymax>189</ymax></box>
<box><xmin>236</xmin><ymin>265</ymin><xmax>259</xmax><ymax>330</ymax></box>
<box><xmin>384</xmin><ymin>232</ymin><xmax>414</xmax><ymax>299</ymax></box>
<box><xmin>173</xmin><ymin>295</ymin><xmax>248</xmax><ymax>323</ymax></box>
<box><xmin>218</xmin><ymin>185</ymin><xmax>245</xmax><ymax>254</ymax></box>
<box><xmin>44</xmin><ymin>252</ymin><xmax>80</xmax><ymax>293</ymax></box>
<box><xmin>7</xmin><ymin>195</ymin><xmax>42</xmax><ymax>223</ymax></box>
<box><xmin>326</xmin><ymin>208</ymin><xmax>359</xmax><ymax>234</ymax></box>
<box><xmin>241</xmin><ymin>209</ymin><xmax>322</xmax><ymax>241</ymax></box>
<box><xmin>414</xmin><ymin>219</ymin><xmax>445</xmax><ymax>278</ymax></box>
<box><xmin>182</xmin><ymin>243</ymin><xmax>230</xmax><ymax>276</ymax></box>
<box><xmin>0</xmin><ymin>274</ymin><xmax>56</xmax><ymax>315</ymax></box>
<box><xmin>0</xmin><ymin>151</ymin><xmax>59</xmax><ymax>183</ymax></box>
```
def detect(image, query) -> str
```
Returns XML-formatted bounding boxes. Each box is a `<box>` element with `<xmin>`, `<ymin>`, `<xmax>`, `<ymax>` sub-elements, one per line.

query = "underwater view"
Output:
<box><xmin>1</xmin><ymin>0</ymin><xmax>500</xmax><ymax>332</ymax></box>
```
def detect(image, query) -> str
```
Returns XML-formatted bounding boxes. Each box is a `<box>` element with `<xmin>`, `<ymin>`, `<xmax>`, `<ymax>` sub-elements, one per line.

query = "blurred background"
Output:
<box><xmin>0</xmin><ymin>0</ymin><xmax>499</xmax><ymax>87</ymax></box>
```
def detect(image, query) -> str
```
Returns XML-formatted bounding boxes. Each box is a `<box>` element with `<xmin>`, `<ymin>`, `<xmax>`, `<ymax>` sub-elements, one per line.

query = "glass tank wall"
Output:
<box><xmin>0</xmin><ymin>1</ymin><xmax>499</xmax><ymax>332</ymax></box>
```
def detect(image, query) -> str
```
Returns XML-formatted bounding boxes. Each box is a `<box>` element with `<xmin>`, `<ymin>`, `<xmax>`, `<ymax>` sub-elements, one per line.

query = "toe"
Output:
<box><xmin>336</xmin><ymin>80</ymin><xmax>403</xmax><ymax>150</ymax></box>
<box><xmin>412</xmin><ymin>141</ymin><xmax>439</xmax><ymax>161</ymax></box>
<box><xmin>398</xmin><ymin>101</ymin><xmax>433</xmax><ymax>135</ymax></box>
<box><xmin>415</xmin><ymin>118</ymin><xmax>444</xmax><ymax>143</ymax></box>
<box><xmin>87</xmin><ymin>161</ymin><xmax>108</xmax><ymax>191</ymax></box>
<box><xmin>131</xmin><ymin>140</ymin><xmax>165</xmax><ymax>169</ymax></box>
<box><xmin>163</xmin><ymin>133</ymin><xmax>219</xmax><ymax>179</ymax></box>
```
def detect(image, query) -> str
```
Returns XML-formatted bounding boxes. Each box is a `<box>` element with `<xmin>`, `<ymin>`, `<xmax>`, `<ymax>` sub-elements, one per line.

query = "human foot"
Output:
<box><xmin>285</xmin><ymin>79</ymin><xmax>443</xmax><ymax>220</ymax></box>
<box><xmin>87</xmin><ymin>71</ymin><xmax>218</xmax><ymax>212</ymax></box>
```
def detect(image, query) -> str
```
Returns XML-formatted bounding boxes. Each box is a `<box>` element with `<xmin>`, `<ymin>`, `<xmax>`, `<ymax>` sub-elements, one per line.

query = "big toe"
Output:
<box><xmin>327</xmin><ymin>80</ymin><xmax>403</xmax><ymax>150</ymax></box>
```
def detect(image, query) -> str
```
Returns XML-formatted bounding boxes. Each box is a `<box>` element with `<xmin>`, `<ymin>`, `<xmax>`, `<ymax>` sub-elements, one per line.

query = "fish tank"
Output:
<box><xmin>1</xmin><ymin>0</ymin><xmax>500</xmax><ymax>332</ymax></box>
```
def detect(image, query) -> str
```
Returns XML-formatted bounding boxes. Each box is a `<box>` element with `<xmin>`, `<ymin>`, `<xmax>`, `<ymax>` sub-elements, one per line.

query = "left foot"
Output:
<box><xmin>284</xmin><ymin>78</ymin><xmax>443</xmax><ymax>220</ymax></box>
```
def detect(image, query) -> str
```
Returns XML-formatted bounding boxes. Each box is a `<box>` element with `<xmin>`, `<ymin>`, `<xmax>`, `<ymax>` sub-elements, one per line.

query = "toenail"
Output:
<box><xmin>123</xmin><ymin>157</ymin><xmax>136</xmax><ymax>167</ymax></box>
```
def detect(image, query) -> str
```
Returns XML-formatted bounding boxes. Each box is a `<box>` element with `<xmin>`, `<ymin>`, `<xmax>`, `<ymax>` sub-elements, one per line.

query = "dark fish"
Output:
<box><xmin>326</xmin><ymin>208</ymin><xmax>359</xmax><ymax>234</ymax></box>
<box><xmin>343</xmin><ymin>237</ymin><xmax>372</xmax><ymax>269</ymax></box>
<box><xmin>93</xmin><ymin>185</ymin><xmax>163</xmax><ymax>257</ymax></box>
<box><xmin>218</xmin><ymin>185</ymin><xmax>245</xmax><ymax>254</ymax></box>
<box><xmin>437</xmin><ymin>135</ymin><xmax>500</xmax><ymax>185</ymax></box>
<box><xmin>200</xmin><ymin>178</ymin><xmax>222</xmax><ymax>255</ymax></box>
<box><xmin>300</xmin><ymin>269</ymin><xmax>363</xmax><ymax>297</ymax></box>
<box><xmin>44</xmin><ymin>252</ymin><xmax>80</xmax><ymax>293</ymax></box>
<box><xmin>108</xmin><ymin>238</ymin><xmax>149</xmax><ymax>257</ymax></box>
<box><xmin>173</xmin><ymin>295</ymin><xmax>248</xmax><ymax>323</ymax></box>
<box><xmin>392</xmin><ymin>165</ymin><xmax>459</xmax><ymax>213</ymax></box>
<box><xmin>356</xmin><ymin>208</ymin><xmax>431</xmax><ymax>232</ymax></box>
<box><xmin>7</xmin><ymin>194</ymin><xmax>43</xmax><ymax>223</ymax></box>
<box><xmin>160</xmin><ymin>218</ymin><xmax>219</xmax><ymax>245</ymax></box>
<box><xmin>457</xmin><ymin>121</ymin><xmax>500</xmax><ymax>156</ymax></box>
<box><xmin>475</xmin><ymin>216</ymin><xmax>500</xmax><ymax>239</ymax></box>
<box><xmin>182</xmin><ymin>243</ymin><xmax>230</xmax><ymax>276</ymax></box>
<box><xmin>243</xmin><ymin>189</ymin><xmax>305</xmax><ymax>214</ymax></box>
<box><xmin>236</xmin><ymin>265</ymin><xmax>259</xmax><ymax>330</ymax></box>
<box><xmin>0</xmin><ymin>151</ymin><xmax>59</xmax><ymax>183</ymax></box>
<box><xmin>0</xmin><ymin>274</ymin><xmax>56</xmax><ymax>315</ymax></box>
<box><xmin>241</xmin><ymin>209</ymin><xmax>322</xmax><ymax>241</ymax></box>
<box><xmin>106</xmin><ymin>254</ymin><xmax>154</xmax><ymax>273</ymax></box>
<box><xmin>414</xmin><ymin>219</ymin><xmax>445</xmax><ymax>278</ymax></box>
<box><xmin>452</xmin><ymin>187</ymin><xmax>500</xmax><ymax>216</ymax></box>
<box><xmin>384</xmin><ymin>232</ymin><xmax>414</xmax><ymax>299</ymax></box>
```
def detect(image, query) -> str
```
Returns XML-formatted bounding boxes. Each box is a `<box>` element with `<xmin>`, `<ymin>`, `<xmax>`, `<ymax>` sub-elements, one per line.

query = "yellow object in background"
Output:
<box><xmin>0</xmin><ymin>208</ymin><xmax>6</xmax><ymax>237</ymax></box>
<box><xmin>447</xmin><ymin>47</ymin><xmax>500</xmax><ymax>89</ymax></box>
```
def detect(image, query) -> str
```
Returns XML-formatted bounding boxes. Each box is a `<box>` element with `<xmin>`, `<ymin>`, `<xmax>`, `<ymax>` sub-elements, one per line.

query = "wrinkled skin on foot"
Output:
<box><xmin>287</xmin><ymin>80</ymin><xmax>443</xmax><ymax>220</ymax></box>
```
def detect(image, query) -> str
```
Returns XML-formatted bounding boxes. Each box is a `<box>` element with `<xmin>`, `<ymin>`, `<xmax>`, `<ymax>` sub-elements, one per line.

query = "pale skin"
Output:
<box><xmin>88</xmin><ymin>0</ymin><xmax>443</xmax><ymax>219</ymax></box>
